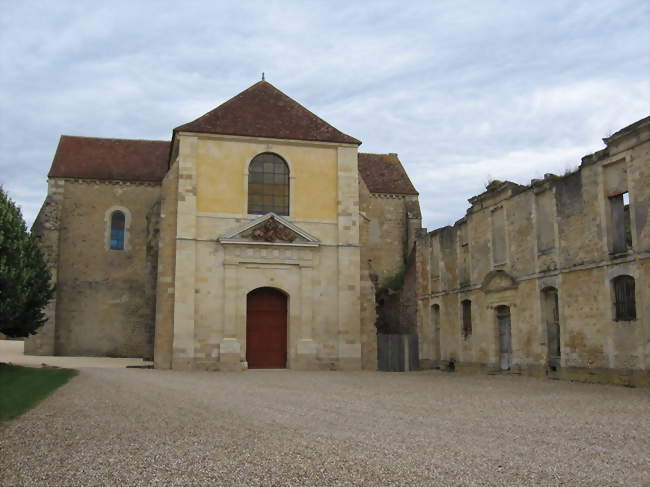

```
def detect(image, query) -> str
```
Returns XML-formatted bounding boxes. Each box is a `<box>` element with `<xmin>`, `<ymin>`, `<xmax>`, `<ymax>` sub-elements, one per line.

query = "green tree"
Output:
<box><xmin>0</xmin><ymin>187</ymin><xmax>54</xmax><ymax>337</ymax></box>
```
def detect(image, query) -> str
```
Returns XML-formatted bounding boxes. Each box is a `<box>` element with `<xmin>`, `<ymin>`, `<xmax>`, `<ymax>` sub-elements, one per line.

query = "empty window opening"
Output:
<box><xmin>431</xmin><ymin>304</ymin><xmax>441</xmax><ymax>366</ymax></box>
<box><xmin>612</xmin><ymin>275</ymin><xmax>636</xmax><ymax>321</ymax></box>
<box><xmin>458</xmin><ymin>222</ymin><xmax>470</xmax><ymax>285</ymax></box>
<box><xmin>535</xmin><ymin>190</ymin><xmax>555</xmax><ymax>252</ymax></box>
<box><xmin>609</xmin><ymin>191</ymin><xmax>632</xmax><ymax>253</ymax></box>
<box><xmin>430</xmin><ymin>241</ymin><xmax>440</xmax><ymax>279</ymax></box>
<box><xmin>461</xmin><ymin>299</ymin><xmax>472</xmax><ymax>339</ymax></box>
<box><xmin>542</xmin><ymin>287</ymin><xmax>560</xmax><ymax>369</ymax></box>
<box><xmin>491</xmin><ymin>207</ymin><xmax>506</xmax><ymax>265</ymax></box>
<box><xmin>248</xmin><ymin>153</ymin><xmax>290</xmax><ymax>216</ymax></box>
<box><xmin>110</xmin><ymin>211</ymin><xmax>125</xmax><ymax>250</ymax></box>
<box><xmin>623</xmin><ymin>192</ymin><xmax>632</xmax><ymax>248</ymax></box>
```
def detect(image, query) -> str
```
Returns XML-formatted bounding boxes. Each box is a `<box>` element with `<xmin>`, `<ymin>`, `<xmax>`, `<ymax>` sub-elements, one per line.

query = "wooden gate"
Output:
<box><xmin>246</xmin><ymin>287</ymin><xmax>287</xmax><ymax>369</ymax></box>
<box><xmin>377</xmin><ymin>334</ymin><xmax>419</xmax><ymax>372</ymax></box>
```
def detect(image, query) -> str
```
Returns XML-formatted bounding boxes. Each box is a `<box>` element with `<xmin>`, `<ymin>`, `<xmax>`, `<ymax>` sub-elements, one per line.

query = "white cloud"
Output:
<box><xmin>0</xmin><ymin>0</ymin><xmax>648</xmax><ymax>229</ymax></box>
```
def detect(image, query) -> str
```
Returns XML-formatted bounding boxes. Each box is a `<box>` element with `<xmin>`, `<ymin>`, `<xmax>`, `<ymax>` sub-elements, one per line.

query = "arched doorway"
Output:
<box><xmin>246</xmin><ymin>287</ymin><xmax>287</xmax><ymax>368</ymax></box>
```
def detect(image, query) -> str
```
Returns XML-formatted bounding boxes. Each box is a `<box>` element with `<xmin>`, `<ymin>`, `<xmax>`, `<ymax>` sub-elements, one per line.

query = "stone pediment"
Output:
<box><xmin>218</xmin><ymin>213</ymin><xmax>319</xmax><ymax>247</ymax></box>
<box><xmin>481</xmin><ymin>270</ymin><xmax>518</xmax><ymax>293</ymax></box>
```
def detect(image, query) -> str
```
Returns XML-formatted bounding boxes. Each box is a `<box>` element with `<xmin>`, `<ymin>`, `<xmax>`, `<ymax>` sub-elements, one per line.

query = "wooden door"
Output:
<box><xmin>246</xmin><ymin>287</ymin><xmax>287</xmax><ymax>368</ymax></box>
<box><xmin>496</xmin><ymin>306</ymin><xmax>512</xmax><ymax>371</ymax></box>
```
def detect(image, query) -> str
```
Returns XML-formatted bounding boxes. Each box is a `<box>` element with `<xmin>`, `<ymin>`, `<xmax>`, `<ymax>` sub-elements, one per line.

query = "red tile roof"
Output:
<box><xmin>48</xmin><ymin>136</ymin><xmax>419</xmax><ymax>197</ymax></box>
<box><xmin>48</xmin><ymin>136</ymin><xmax>170</xmax><ymax>182</ymax></box>
<box><xmin>358</xmin><ymin>153</ymin><xmax>418</xmax><ymax>195</ymax></box>
<box><xmin>174</xmin><ymin>81</ymin><xmax>361</xmax><ymax>145</ymax></box>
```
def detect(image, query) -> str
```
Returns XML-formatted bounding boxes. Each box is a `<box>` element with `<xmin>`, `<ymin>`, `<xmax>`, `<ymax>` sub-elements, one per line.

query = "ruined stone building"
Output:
<box><xmin>414</xmin><ymin>116</ymin><xmax>650</xmax><ymax>386</ymax></box>
<box><xmin>25</xmin><ymin>81</ymin><xmax>420</xmax><ymax>371</ymax></box>
<box><xmin>23</xmin><ymin>79</ymin><xmax>648</xmax><ymax>385</ymax></box>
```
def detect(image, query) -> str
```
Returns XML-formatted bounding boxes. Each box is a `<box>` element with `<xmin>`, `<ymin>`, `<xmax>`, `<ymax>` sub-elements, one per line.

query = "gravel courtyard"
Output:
<box><xmin>1</xmin><ymin>368</ymin><xmax>648</xmax><ymax>486</ymax></box>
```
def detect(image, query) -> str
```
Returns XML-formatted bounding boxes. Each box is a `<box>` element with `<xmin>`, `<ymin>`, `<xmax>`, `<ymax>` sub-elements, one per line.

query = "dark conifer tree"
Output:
<box><xmin>0</xmin><ymin>187</ymin><xmax>54</xmax><ymax>337</ymax></box>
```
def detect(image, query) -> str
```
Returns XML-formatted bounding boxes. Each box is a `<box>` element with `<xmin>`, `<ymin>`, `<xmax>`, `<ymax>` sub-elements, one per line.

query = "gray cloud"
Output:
<box><xmin>1</xmin><ymin>0</ymin><xmax>648</xmax><ymax>230</ymax></box>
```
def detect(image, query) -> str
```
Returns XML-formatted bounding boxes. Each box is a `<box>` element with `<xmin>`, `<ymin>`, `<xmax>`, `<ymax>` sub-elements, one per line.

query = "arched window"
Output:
<box><xmin>248</xmin><ymin>153</ymin><xmax>289</xmax><ymax>216</ymax></box>
<box><xmin>612</xmin><ymin>275</ymin><xmax>636</xmax><ymax>321</ymax></box>
<box><xmin>110</xmin><ymin>211</ymin><xmax>126</xmax><ymax>250</ymax></box>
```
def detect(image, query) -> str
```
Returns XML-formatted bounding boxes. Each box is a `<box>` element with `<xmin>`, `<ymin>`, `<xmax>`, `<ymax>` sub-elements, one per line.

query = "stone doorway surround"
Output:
<box><xmin>217</xmin><ymin>213</ymin><xmax>320</xmax><ymax>371</ymax></box>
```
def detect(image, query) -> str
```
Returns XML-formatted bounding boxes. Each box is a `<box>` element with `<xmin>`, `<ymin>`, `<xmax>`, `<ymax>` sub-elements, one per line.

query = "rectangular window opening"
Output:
<box><xmin>461</xmin><ymin>300</ymin><xmax>472</xmax><ymax>339</ymax></box>
<box><xmin>613</xmin><ymin>276</ymin><xmax>636</xmax><ymax>321</ymax></box>
<box><xmin>610</xmin><ymin>192</ymin><xmax>632</xmax><ymax>253</ymax></box>
<box><xmin>491</xmin><ymin>207</ymin><xmax>506</xmax><ymax>266</ymax></box>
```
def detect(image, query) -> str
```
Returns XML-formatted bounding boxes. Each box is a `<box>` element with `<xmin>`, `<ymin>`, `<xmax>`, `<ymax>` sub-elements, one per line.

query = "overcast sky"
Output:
<box><xmin>1</xmin><ymin>0</ymin><xmax>648</xmax><ymax>230</ymax></box>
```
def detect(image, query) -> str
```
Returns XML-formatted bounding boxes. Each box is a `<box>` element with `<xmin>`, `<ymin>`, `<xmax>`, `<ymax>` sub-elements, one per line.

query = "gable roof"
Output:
<box><xmin>174</xmin><ymin>81</ymin><xmax>361</xmax><ymax>145</ymax></box>
<box><xmin>48</xmin><ymin>135</ymin><xmax>420</xmax><ymax>197</ymax></box>
<box><xmin>358</xmin><ymin>153</ymin><xmax>418</xmax><ymax>195</ymax></box>
<box><xmin>48</xmin><ymin>136</ymin><xmax>170</xmax><ymax>182</ymax></box>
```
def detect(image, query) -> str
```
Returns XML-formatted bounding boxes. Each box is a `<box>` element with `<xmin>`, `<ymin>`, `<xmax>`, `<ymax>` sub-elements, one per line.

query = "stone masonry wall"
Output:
<box><xmin>416</xmin><ymin>117</ymin><xmax>650</xmax><ymax>386</ymax></box>
<box><xmin>34</xmin><ymin>179</ymin><xmax>161</xmax><ymax>358</ymax></box>
<box><xmin>24</xmin><ymin>180</ymin><xmax>64</xmax><ymax>355</ymax></box>
<box><xmin>359</xmin><ymin>177</ymin><xmax>422</xmax><ymax>370</ymax></box>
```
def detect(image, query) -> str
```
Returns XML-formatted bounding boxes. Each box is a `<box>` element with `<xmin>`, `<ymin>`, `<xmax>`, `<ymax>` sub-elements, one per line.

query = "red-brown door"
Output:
<box><xmin>246</xmin><ymin>287</ymin><xmax>287</xmax><ymax>368</ymax></box>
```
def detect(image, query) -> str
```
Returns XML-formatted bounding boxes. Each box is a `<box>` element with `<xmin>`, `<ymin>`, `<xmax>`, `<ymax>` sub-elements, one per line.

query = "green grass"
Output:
<box><xmin>0</xmin><ymin>363</ymin><xmax>77</xmax><ymax>421</ymax></box>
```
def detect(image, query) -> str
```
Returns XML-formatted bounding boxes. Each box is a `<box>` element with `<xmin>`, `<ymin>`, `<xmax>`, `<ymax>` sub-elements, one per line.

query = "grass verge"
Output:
<box><xmin>0</xmin><ymin>363</ymin><xmax>77</xmax><ymax>421</ymax></box>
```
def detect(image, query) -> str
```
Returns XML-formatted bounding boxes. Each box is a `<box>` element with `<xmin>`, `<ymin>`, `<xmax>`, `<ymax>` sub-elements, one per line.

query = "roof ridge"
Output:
<box><xmin>49</xmin><ymin>136</ymin><xmax>170</xmax><ymax>182</ymax></box>
<box><xmin>357</xmin><ymin>152</ymin><xmax>418</xmax><ymax>195</ymax></box>
<box><xmin>174</xmin><ymin>80</ymin><xmax>267</xmax><ymax>132</ymax></box>
<box><xmin>259</xmin><ymin>82</ymin><xmax>357</xmax><ymax>143</ymax></box>
<box><xmin>173</xmin><ymin>81</ymin><xmax>361</xmax><ymax>145</ymax></box>
<box><xmin>358</xmin><ymin>152</ymin><xmax>398</xmax><ymax>156</ymax></box>
<box><xmin>60</xmin><ymin>134</ymin><xmax>170</xmax><ymax>143</ymax></box>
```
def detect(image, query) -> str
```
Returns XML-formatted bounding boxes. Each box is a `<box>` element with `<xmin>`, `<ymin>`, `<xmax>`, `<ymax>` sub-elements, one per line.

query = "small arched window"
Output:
<box><xmin>248</xmin><ymin>153</ymin><xmax>289</xmax><ymax>216</ymax></box>
<box><xmin>612</xmin><ymin>275</ymin><xmax>636</xmax><ymax>321</ymax></box>
<box><xmin>110</xmin><ymin>211</ymin><xmax>126</xmax><ymax>250</ymax></box>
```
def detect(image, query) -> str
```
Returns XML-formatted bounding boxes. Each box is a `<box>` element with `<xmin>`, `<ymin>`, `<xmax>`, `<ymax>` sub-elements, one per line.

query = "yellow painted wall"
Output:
<box><xmin>195</xmin><ymin>137</ymin><xmax>339</xmax><ymax>220</ymax></box>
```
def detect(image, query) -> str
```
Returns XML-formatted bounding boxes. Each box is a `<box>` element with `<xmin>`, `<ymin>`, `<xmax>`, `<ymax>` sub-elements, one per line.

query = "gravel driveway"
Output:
<box><xmin>1</xmin><ymin>368</ymin><xmax>648</xmax><ymax>486</ymax></box>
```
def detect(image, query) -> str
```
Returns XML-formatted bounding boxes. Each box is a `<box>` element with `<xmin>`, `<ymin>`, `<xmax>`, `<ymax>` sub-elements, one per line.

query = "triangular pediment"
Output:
<box><xmin>218</xmin><ymin>213</ymin><xmax>319</xmax><ymax>246</ymax></box>
<box><xmin>174</xmin><ymin>81</ymin><xmax>361</xmax><ymax>145</ymax></box>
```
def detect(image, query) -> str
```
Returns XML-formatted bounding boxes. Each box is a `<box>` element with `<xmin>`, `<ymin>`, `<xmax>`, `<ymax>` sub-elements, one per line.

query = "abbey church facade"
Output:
<box><xmin>24</xmin><ymin>81</ymin><xmax>649</xmax><ymax>385</ymax></box>
<box><xmin>24</xmin><ymin>81</ymin><xmax>421</xmax><ymax>371</ymax></box>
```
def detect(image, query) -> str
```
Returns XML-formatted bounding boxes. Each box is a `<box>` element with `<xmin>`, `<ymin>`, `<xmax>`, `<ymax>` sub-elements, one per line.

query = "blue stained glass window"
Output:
<box><xmin>110</xmin><ymin>211</ymin><xmax>125</xmax><ymax>250</ymax></box>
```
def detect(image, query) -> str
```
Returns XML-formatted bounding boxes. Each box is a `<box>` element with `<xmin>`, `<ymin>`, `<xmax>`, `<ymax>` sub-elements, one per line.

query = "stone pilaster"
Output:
<box><xmin>171</xmin><ymin>136</ymin><xmax>198</xmax><ymax>369</ymax></box>
<box><xmin>336</xmin><ymin>146</ymin><xmax>362</xmax><ymax>369</ymax></box>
